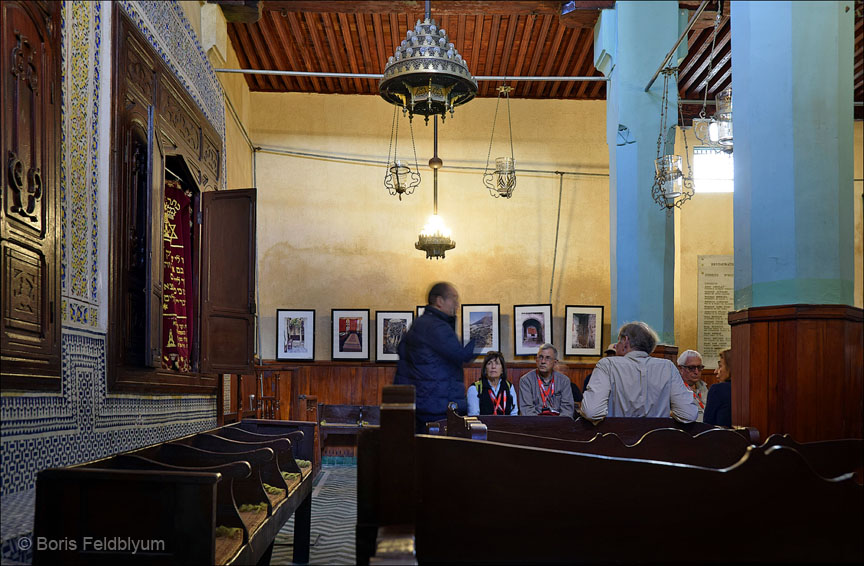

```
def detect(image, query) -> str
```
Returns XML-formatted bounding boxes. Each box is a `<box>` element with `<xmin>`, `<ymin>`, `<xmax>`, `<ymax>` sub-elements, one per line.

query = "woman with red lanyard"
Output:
<box><xmin>467</xmin><ymin>351</ymin><xmax>519</xmax><ymax>416</ymax></box>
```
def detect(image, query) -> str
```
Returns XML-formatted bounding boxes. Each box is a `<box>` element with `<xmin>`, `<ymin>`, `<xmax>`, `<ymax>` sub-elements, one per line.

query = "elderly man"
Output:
<box><xmin>677</xmin><ymin>349</ymin><xmax>709</xmax><ymax>422</ymax></box>
<box><xmin>394</xmin><ymin>282</ymin><xmax>476</xmax><ymax>432</ymax></box>
<box><xmin>579</xmin><ymin>322</ymin><xmax>697</xmax><ymax>422</ymax></box>
<box><xmin>518</xmin><ymin>344</ymin><xmax>574</xmax><ymax>417</ymax></box>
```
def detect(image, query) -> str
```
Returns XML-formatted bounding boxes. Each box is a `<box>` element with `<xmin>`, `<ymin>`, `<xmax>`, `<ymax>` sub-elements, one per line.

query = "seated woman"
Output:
<box><xmin>704</xmin><ymin>348</ymin><xmax>732</xmax><ymax>426</ymax></box>
<box><xmin>467</xmin><ymin>351</ymin><xmax>518</xmax><ymax>416</ymax></box>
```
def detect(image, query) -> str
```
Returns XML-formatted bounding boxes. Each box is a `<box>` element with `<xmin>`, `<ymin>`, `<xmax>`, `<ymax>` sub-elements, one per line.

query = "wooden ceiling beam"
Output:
<box><xmin>526</xmin><ymin>15</ymin><xmax>554</xmax><ymax>96</ymax></box>
<box><xmin>534</xmin><ymin>18</ymin><xmax>566</xmax><ymax>96</ymax></box>
<box><xmin>679</xmin><ymin>26</ymin><xmax>730</xmax><ymax>93</ymax></box>
<box><xmin>232</xmin><ymin>24</ymin><xmax>273</xmax><ymax>90</ymax></box>
<box><xmin>303</xmin><ymin>13</ymin><xmax>340</xmax><ymax>91</ymax></box>
<box><xmin>509</xmin><ymin>14</ymin><xmax>537</xmax><ymax>96</ymax></box>
<box><xmin>320</xmin><ymin>13</ymin><xmax>352</xmax><ymax>92</ymax></box>
<box><xmin>547</xmin><ymin>26</ymin><xmax>579</xmax><ymax>97</ymax></box>
<box><xmin>336</xmin><ymin>13</ymin><xmax>367</xmax><ymax>93</ymax></box>
<box><xmin>497</xmin><ymin>14</ymin><xmax>520</xmax><ymax>79</ymax></box>
<box><xmin>283</xmin><ymin>12</ymin><xmax>325</xmax><ymax>91</ymax></box>
<box><xmin>471</xmin><ymin>15</ymin><xmax>485</xmax><ymax>83</ymax></box>
<box><xmin>263</xmin><ymin>1</ymin><xmax>564</xmax><ymax>16</ymax></box>
<box><xmin>256</xmin><ymin>18</ymin><xmax>296</xmax><ymax>91</ymax></box>
<box><xmin>483</xmin><ymin>15</ymin><xmax>502</xmax><ymax>93</ymax></box>
<box><xmin>566</xmin><ymin>28</ymin><xmax>595</xmax><ymax>97</ymax></box>
<box><xmin>266</xmin><ymin>11</ymin><xmax>311</xmax><ymax>90</ymax></box>
<box><xmin>679</xmin><ymin>16</ymin><xmax>728</xmax><ymax>85</ymax></box>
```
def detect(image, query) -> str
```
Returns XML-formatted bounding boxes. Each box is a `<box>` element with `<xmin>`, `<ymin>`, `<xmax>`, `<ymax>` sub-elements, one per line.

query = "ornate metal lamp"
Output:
<box><xmin>383</xmin><ymin>106</ymin><xmax>421</xmax><ymax>200</ymax></box>
<box><xmin>483</xmin><ymin>84</ymin><xmax>517</xmax><ymax>198</ymax></box>
<box><xmin>652</xmin><ymin>67</ymin><xmax>695</xmax><ymax>210</ymax></box>
<box><xmin>379</xmin><ymin>3</ymin><xmax>477</xmax><ymax>124</ymax></box>
<box><xmin>415</xmin><ymin>117</ymin><xmax>455</xmax><ymax>259</ymax></box>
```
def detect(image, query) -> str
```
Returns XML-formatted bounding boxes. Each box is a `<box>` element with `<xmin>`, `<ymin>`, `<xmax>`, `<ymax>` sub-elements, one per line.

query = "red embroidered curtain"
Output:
<box><xmin>162</xmin><ymin>180</ymin><xmax>193</xmax><ymax>371</ymax></box>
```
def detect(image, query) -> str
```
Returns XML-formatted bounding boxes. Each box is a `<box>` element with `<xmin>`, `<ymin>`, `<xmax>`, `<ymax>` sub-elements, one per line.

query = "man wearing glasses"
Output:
<box><xmin>677</xmin><ymin>349</ymin><xmax>709</xmax><ymax>422</ymax></box>
<box><xmin>518</xmin><ymin>344</ymin><xmax>574</xmax><ymax>417</ymax></box>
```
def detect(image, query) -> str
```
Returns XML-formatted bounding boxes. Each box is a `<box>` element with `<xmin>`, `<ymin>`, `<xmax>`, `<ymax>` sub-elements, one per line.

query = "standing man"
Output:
<box><xmin>518</xmin><ymin>344</ymin><xmax>575</xmax><ymax>417</ymax></box>
<box><xmin>677</xmin><ymin>349</ymin><xmax>708</xmax><ymax>422</ymax></box>
<box><xmin>579</xmin><ymin>322</ymin><xmax>698</xmax><ymax>422</ymax></box>
<box><xmin>395</xmin><ymin>282</ymin><xmax>476</xmax><ymax>432</ymax></box>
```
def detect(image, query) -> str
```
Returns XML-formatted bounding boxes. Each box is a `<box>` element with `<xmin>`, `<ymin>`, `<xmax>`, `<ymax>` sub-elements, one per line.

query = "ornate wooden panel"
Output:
<box><xmin>1</xmin><ymin>0</ymin><xmax>60</xmax><ymax>390</ymax></box>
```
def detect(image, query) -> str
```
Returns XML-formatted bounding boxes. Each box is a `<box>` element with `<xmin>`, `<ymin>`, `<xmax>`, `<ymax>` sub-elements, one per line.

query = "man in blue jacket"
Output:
<box><xmin>395</xmin><ymin>282</ymin><xmax>477</xmax><ymax>432</ymax></box>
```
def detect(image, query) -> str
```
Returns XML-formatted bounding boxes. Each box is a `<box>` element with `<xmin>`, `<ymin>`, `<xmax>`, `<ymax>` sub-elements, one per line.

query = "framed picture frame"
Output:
<box><xmin>513</xmin><ymin>304</ymin><xmax>553</xmax><ymax>356</ymax></box>
<box><xmin>332</xmin><ymin>309</ymin><xmax>370</xmax><ymax>360</ymax></box>
<box><xmin>276</xmin><ymin>309</ymin><xmax>315</xmax><ymax>360</ymax></box>
<box><xmin>461</xmin><ymin>304</ymin><xmax>500</xmax><ymax>355</ymax></box>
<box><xmin>417</xmin><ymin>305</ymin><xmax>457</xmax><ymax>331</ymax></box>
<box><xmin>565</xmin><ymin>305</ymin><xmax>604</xmax><ymax>356</ymax></box>
<box><xmin>376</xmin><ymin>311</ymin><xmax>413</xmax><ymax>362</ymax></box>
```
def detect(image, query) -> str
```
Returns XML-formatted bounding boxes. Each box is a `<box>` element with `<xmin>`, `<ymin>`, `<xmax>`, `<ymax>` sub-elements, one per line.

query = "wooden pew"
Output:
<box><xmin>318</xmin><ymin>404</ymin><xmax>381</xmax><ymax>461</ymax></box>
<box><xmin>358</xmin><ymin>385</ymin><xmax>864</xmax><ymax>565</ymax></box>
<box><xmin>33</xmin><ymin>421</ymin><xmax>316</xmax><ymax>565</ymax></box>
<box><xmin>434</xmin><ymin>406</ymin><xmax>759</xmax><ymax>445</ymax></box>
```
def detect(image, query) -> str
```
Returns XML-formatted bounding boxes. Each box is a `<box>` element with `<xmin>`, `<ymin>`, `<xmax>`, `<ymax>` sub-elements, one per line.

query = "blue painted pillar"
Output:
<box><xmin>731</xmin><ymin>1</ymin><xmax>855</xmax><ymax>308</ymax></box>
<box><xmin>602</xmin><ymin>1</ymin><xmax>681</xmax><ymax>343</ymax></box>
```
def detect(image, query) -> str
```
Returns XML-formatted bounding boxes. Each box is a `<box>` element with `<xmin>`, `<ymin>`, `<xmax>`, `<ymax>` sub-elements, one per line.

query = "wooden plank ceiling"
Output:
<box><xmin>222</xmin><ymin>0</ymin><xmax>864</xmax><ymax>118</ymax></box>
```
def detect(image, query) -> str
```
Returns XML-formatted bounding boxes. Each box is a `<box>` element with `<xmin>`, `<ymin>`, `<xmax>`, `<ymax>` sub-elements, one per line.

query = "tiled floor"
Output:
<box><xmin>271</xmin><ymin>464</ymin><xmax>357</xmax><ymax>565</ymax></box>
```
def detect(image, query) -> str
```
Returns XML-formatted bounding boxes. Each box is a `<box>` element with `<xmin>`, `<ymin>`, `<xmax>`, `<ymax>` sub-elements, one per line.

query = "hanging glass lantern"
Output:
<box><xmin>714</xmin><ymin>86</ymin><xmax>733</xmax><ymax>149</ymax></box>
<box><xmin>652</xmin><ymin>67</ymin><xmax>694</xmax><ymax>210</ymax></box>
<box><xmin>383</xmin><ymin>106</ymin><xmax>421</xmax><ymax>200</ymax></box>
<box><xmin>482</xmin><ymin>84</ymin><xmax>517</xmax><ymax>198</ymax></box>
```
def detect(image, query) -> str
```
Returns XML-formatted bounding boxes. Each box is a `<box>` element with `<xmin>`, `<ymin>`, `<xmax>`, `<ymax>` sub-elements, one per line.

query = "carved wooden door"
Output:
<box><xmin>1</xmin><ymin>0</ymin><xmax>60</xmax><ymax>390</ymax></box>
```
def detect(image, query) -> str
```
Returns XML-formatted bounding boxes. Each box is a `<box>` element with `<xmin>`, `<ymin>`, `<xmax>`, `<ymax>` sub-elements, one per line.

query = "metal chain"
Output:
<box><xmin>700</xmin><ymin>1</ymin><xmax>723</xmax><ymax>118</ymax></box>
<box><xmin>484</xmin><ymin>88</ymin><xmax>502</xmax><ymax>173</ymax></box>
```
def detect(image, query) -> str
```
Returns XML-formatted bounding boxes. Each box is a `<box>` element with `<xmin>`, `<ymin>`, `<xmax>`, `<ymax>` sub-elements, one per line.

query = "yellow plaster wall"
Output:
<box><xmin>249</xmin><ymin>93</ymin><xmax>610</xmax><ymax>362</ymax></box>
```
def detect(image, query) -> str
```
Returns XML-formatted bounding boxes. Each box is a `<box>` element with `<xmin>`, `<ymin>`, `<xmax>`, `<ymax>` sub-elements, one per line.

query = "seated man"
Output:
<box><xmin>579</xmin><ymin>322</ymin><xmax>697</xmax><ymax>422</ymax></box>
<box><xmin>677</xmin><ymin>349</ymin><xmax>708</xmax><ymax>422</ymax></box>
<box><xmin>518</xmin><ymin>344</ymin><xmax>574</xmax><ymax>417</ymax></box>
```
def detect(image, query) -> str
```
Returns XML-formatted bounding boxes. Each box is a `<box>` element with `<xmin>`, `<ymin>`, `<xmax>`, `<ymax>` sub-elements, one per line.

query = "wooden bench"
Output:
<box><xmin>430</xmin><ymin>406</ymin><xmax>759</xmax><ymax>445</ymax></box>
<box><xmin>318</xmin><ymin>404</ymin><xmax>380</xmax><ymax>459</ymax></box>
<box><xmin>33</xmin><ymin>420</ymin><xmax>316</xmax><ymax>565</ymax></box>
<box><xmin>357</xmin><ymin>385</ymin><xmax>864</xmax><ymax>565</ymax></box>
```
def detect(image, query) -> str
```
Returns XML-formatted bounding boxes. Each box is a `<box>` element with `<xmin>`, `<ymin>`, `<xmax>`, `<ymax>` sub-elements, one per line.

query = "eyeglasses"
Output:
<box><xmin>680</xmin><ymin>365</ymin><xmax>704</xmax><ymax>371</ymax></box>
<box><xmin>536</xmin><ymin>355</ymin><xmax>555</xmax><ymax>361</ymax></box>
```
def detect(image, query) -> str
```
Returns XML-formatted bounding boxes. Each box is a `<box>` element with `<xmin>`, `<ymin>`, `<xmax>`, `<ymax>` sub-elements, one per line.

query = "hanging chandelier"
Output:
<box><xmin>379</xmin><ymin>3</ymin><xmax>477</xmax><ymax>124</ymax></box>
<box><xmin>384</xmin><ymin>106</ymin><xmax>421</xmax><ymax>200</ymax></box>
<box><xmin>651</xmin><ymin>67</ymin><xmax>695</xmax><ymax>210</ymax></box>
<box><xmin>415</xmin><ymin>116</ymin><xmax>455</xmax><ymax>259</ymax></box>
<box><xmin>483</xmin><ymin>84</ymin><xmax>517</xmax><ymax>198</ymax></box>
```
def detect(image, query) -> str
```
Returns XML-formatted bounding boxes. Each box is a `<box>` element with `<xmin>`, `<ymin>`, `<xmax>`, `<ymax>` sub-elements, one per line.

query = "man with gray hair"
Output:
<box><xmin>579</xmin><ymin>322</ymin><xmax>697</xmax><ymax>422</ymax></box>
<box><xmin>518</xmin><ymin>343</ymin><xmax>574</xmax><ymax>417</ymax></box>
<box><xmin>677</xmin><ymin>349</ymin><xmax>708</xmax><ymax>422</ymax></box>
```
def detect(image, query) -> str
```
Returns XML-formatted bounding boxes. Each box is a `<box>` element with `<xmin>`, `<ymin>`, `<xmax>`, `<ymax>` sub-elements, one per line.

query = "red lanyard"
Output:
<box><xmin>488</xmin><ymin>387</ymin><xmax>507</xmax><ymax>415</ymax></box>
<box><xmin>686</xmin><ymin>382</ymin><xmax>705</xmax><ymax>409</ymax></box>
<box><xmin>538</xmin><ymin>377</ymin><xmax>554</xmax><ymax>409</ymax></box>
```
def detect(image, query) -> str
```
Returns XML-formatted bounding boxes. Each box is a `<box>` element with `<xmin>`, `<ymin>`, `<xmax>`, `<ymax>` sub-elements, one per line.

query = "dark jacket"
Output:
<box><xmin>703</xmin><ymin>380</ymin><xmax>731</xmax><ymax>427</ymax></box>
<box><xmin>394</xmin><ymin>306</ymin><xmax>476</xmax><ymax>419</ymax></box>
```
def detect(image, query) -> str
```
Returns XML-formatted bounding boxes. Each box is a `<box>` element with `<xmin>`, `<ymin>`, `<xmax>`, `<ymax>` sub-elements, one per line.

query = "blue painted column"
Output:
<box><xmin>602</xmin><ymin>1</ymin><xmax>681</xmax><ymax>343</ymax></box>
<box><xmin>731</xmin><ymin>1</ymin><xmax>855</xmax><ymax>308</ymax></box>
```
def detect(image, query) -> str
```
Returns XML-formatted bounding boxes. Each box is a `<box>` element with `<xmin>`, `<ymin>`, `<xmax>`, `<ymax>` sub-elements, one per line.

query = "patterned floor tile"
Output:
<box><xmin>271</xmin><ymin>464</ymin><xmax>356</xmax><ymax>565</ymax></box>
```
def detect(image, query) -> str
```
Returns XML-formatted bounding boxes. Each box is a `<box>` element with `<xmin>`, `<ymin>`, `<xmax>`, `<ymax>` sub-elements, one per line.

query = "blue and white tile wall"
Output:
<box><xmin>2</xmin><ymin>1</ymin><xmax>226</xmax><ymax>560</ymax></box>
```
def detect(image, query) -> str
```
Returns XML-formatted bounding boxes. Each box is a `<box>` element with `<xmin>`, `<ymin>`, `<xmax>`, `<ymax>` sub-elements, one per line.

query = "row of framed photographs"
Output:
<box><xmin>276</xmin><ymin>305</ymin><xmax>604</xmax><ymax>361</ymax></box>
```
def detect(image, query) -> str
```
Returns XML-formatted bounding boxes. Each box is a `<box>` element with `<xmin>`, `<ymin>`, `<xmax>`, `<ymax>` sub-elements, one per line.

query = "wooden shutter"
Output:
<box><xmin>200</xmin><ymin>189</ymin><xmax>256</xmax><ymax>373</ymax></box>
<box><xmin>1</xmin><ymin>0</ymin><xmax>60</xmax><ymax>390</ymax></box>
<box><xmin>145</xmin><ymin>120</ymin><xmax>164</xmax><ymax>367</ymax></box>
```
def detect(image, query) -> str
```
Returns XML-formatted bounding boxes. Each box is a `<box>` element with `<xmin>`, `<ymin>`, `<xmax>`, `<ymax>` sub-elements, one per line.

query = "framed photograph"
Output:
<box><xmin>513</xmin><ymin>304</ymin><xmax>553</xmax><ymax>356</ymax></box>
<box><xmin>332</xmin><ymin>309</ymin><xmax>370</xmax><ymax>360</ymax></box>
<box><xmin>417</xmin><ymin>305</ymin><xmax>457</xmax><ymax>331</ymax></box>
<box><xmin>462</xmin><ymin>304</ymin><xmax>500</xmax><ymax>355</ymax></box>
<box><xmin>276</xmin><ymin>309</ymin><xmax>315</xmax><ymax>360</ymax></box>
<box><xmin>565</xmin><ymin>305</ymin><xmax>604</xmax><ymax>356</ymax></box>
<box><xmin>376</xmin><ymin>311</ymin><xmax>413</xmax><ymax>362</ymax></box>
